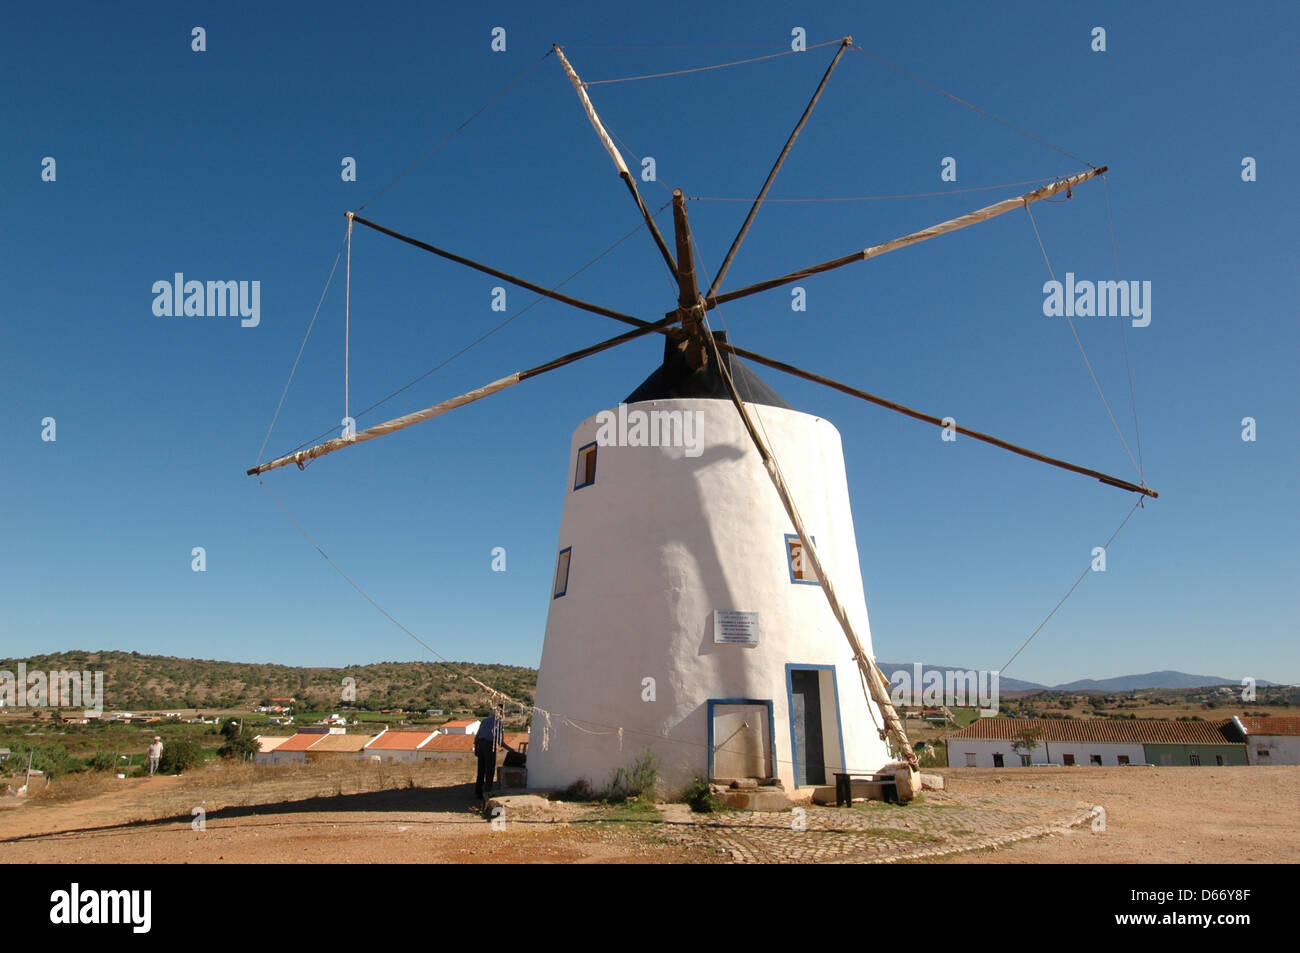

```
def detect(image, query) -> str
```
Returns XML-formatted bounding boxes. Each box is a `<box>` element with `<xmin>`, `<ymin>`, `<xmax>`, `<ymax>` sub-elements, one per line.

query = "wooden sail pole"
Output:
<box><xmin>349</xmin><ymin>213</ymin><xmax>649</xmax><ymax>330</ymax></box>
<box><xmin>706</xmin><ymin>167</ymin><xmax>1106</xmax><ymax>309</ymax></box>
<box><xmin>553</xmin><ymin>45</ymin><xmax>678</xmax><ymax>279</ymax></box>
<box><xmin>708</xmin><ymin>36</ymin><xmax>853</xmax><ymax>298</ymax></box>
<box><xmin>718</xmin><ymin>341</ymin><xmax>1159</xmax><ymax>499</ymax></box>
<box><xmin>702</xmin><ymin>324</ymin><xmax>920</xmax><ymax>774</ymax></box>
<box><xmin>247</xmin><ymin>314</ymin><xmax>679</xmax><ymax>476</ymax></box>
<box><xmin>668</xmin><ymin>192</ymin><xmax>919</xmax><ymax>776</ymax></box>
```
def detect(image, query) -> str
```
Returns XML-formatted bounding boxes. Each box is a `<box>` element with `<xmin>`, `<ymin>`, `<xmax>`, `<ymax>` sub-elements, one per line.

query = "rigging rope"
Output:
<box><xmin>1024</xmin><ymin>200</ymin><xmax>1144</xmax><ymax>483</ymax></box>
<box><xmin>999</xmin><ymin>498</ymin><xmax>1144</xmax><ymax>676</ymax></box>
<box><xmin>581</xmin><ymin>38</ymin><xmax>843</xmax><ymax>86</ymax></box>
<box><xmin>687</xmin><ymin>175</ymin><xmax>1064</xmax><ymax>203</ymax></box>
<box><xmin>852</xmin><ymin>45</ymin><xmax>1097</xmax><ymax>170</ymax></box>
<box><xmin>255</xmin><ymin>233</ymin><xmax>347</xmax><ymax>466</ymax></box>
<box><xmin>355</xmin><ymin>48</ymin><xmax>554</xmax><ymax>213</ymax></box>
<box><xmin>1104</xmin><ymin>174</ymin><xmax>1146</xmax><ymax>483</ymax></box>
<box><xmin>274</xmin><ymin>204</ymin><xmax>671</xmax><ymax>461</ymax></box>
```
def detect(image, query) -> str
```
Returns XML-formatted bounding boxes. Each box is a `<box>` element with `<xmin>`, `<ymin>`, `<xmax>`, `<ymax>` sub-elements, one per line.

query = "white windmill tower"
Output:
<box><xmin>248</xmin><ymin>39</ymin><xmax>1156</xmax><ymax>803</ymax></box>
<box><xmin>527</xmin><ymin>328</ymin><xmax>894</xmax><ymax>794</ymax></box>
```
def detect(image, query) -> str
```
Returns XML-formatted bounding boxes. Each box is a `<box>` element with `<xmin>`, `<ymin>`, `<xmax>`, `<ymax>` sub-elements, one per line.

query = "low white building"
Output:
<box><xmin>1239</xmin><ymin>716</ymin><xmax>1300</xmax><ymax>765</ymax></box>
<box><xmin>945</xmin><ymin>718</ymin><xmax>1248</xmax><ymax>767</ymax></box>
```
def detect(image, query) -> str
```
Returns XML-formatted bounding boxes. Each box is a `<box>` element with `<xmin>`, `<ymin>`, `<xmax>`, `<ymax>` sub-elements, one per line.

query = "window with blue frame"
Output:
<box><xmin>553</xmin><ymin>547</ymin><xmax>572</xmax><ymax>598</ymax></box>
<box><xmin>574</xmin><ymin>443</ymin><xmax>597</xmax><ymax>490</ymax></box>
<box><xmin>785</xmin><ymin>534</ymin><xmax>819</xmax><ymax>585</ymax></box>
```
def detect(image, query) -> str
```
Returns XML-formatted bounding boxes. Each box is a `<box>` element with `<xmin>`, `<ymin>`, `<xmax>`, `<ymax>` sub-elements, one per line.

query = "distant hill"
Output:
<box><xmin>2</xmin><ymin>652</ymin><xmax>1280</xmax><ymax>712</ymax></box>
<box><xmin>878</xmin><ymin>664</ymin><xmax>1278</xmax><ymax>694</ymax></box>
<box><xmin>0</xmin><ymin>650</ymin><xmax>536</xmax><ymax>713</ymax></box>
<box><xmin>1053</xmin><ymin>670</ymin><xmax>1277</xmax><ymax>692</ymax></box>
<box><xmin>877</xmin><ymin>663</ymin><xmax>1043</xmax><ymax>692</ymax></box>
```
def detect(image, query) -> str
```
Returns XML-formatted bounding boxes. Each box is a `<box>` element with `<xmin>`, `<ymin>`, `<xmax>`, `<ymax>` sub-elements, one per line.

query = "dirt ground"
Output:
<box><xmin>1</xmin><ymin>761</ymin><xmax>1295</xmax><ymax>863</ymax></box>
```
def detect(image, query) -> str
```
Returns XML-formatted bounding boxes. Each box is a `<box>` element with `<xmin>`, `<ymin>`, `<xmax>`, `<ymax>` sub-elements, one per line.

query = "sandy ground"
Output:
<box><xmin>934</xmin><ymin>766</ymin><xmax>1300</xmax><ymax>864</ymax></box>
<box><xmin>1</xmin><ymin>763</ymin><xmax>1295</xmax><ymax>863</ymax></box>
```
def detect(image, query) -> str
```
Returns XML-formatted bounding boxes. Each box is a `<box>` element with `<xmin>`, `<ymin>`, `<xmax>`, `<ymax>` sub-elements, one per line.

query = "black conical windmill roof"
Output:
<box><xmin>624</xmin><ymin>331</ymin><xmax>791</xmax><ymax>409</ymax></box>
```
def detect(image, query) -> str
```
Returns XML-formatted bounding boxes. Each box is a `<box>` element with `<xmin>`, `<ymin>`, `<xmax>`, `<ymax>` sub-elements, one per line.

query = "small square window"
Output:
<box><xmin>1117</xmin><ymin>755</ymin><xmax>1130</xmax><ymax>765</ymax></box>
<box><xmin>1215</xmin><ymin>755</ymin><xmax>1224</xmax><ymax>766</ymax></box>
<box><xmin>964</xmin><ymin>753</ymin><xmax>977</xmax><ymax>767</ymax></box>
<box><xmin>574</xmin><ymin>443</ymin><xmax>597</xmax><ymax>490</ymax></box>
<box><xmin>1063</xmin><ymin>754</ymin><xmax>1076</xmax><ymax>766</ymax></box>
<box><xmin>1189</xmin><ymin>753</ymin><xmax>1201</xmax><ymax>766</ymax></box>
<box><xmin>553</xmin><ymin>547</ymin><xmax>571</xmax><ymax>599</ymax></box>
<box><xmin>992</xmin><ymin>753</ymin><xmax>1004</xmax><ymax>768</ymax></box>
<box><xmin>1019</xmin><ymin>754</ymin><xmax>1031</xmax><ymax>766</ymax></box>
<box><xmin>1089</xmin><ymin>754</ymin><xmax>1102</xmax><ymax>766</ymax></box>
<box><xmin>785</xmin><ymin>534</ymin><xmax>820</xmax><ymax>585</ymax></box>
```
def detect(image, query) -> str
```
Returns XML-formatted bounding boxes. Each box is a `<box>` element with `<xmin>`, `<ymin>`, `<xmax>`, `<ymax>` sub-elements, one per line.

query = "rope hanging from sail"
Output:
<box><xmin>580</xmin><ymin>38</ymin><xmax>844</xmax><ymax>86</ymax></box>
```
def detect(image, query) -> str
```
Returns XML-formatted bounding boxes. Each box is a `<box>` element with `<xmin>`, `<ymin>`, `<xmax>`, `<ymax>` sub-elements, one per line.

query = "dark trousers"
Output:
<box><xmin>474</xmin><ymin>740</ymin><xmax>496</xmax><ymax>798</ymax></box>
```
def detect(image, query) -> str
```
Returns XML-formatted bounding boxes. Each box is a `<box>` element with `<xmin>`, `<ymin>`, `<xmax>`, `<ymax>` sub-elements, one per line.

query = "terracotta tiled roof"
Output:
<box><xmin>255</xmin><ymin>735</ymin><xmax>290</xmax><ymax>753</ymax></box>
<box><xmin>274</xmin><ymin>732</ymin><xmax>328</xmax><ymax>752</ymax></box>
<box><xmin>307</xmin><ymin>733</ymin><xmax>373</xmax><ymax>752</ymax></box>
<box><xmin>365</xmin><ymin>729</ymin><xmax>437</xmax><ymax>750</ymax></box>
<box><xmin>421</xmin><ymin>734</ymin><xmax>476</xmax><ymax>752</ymax></box>
<box><xmin>440</xmin><ymin>720</ymin><xmax>476</xmax><ymax>729</ymax></box>
<box><xmin>1240</xmin><ymin>716</ymin><xmax>1300</xmax><ymax>737</ymax></box>
<box><xmin>944</xmin><ymin>718</ymin><xmax>1242</xmax><ymax>745</ymax></box>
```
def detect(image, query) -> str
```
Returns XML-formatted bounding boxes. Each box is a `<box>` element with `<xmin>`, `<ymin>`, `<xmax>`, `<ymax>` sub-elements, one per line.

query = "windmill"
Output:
<box><xmin>248</xmin><ymin>38</ymin><xmax>1156</xmax><ymax>800</ymax></box>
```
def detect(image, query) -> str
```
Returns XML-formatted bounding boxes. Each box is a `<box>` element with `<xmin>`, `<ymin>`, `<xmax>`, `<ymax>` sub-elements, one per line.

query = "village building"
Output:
<box><xmin>363</xmin><ymin>729</ymin><xmax>438</xmax><ymax>762</ymax></box>
<box><xmin>944</xmin><ymin>718</ymin><xmax>1249</xmax><ymax>767</ymax></box>
<box><xmin>1238</xmin><ymin>716</ymin><xmax>1300</xmax><ymax>765</ymax></box>
<box><xmin>303</xmin><ymin>733</ymin><xmax>372</xmax><ymax>762</ymax></box>
<box><xmin>436</xmin><ymin>719</ymin><xmax>480</xmax><ymax>736</ymax></box>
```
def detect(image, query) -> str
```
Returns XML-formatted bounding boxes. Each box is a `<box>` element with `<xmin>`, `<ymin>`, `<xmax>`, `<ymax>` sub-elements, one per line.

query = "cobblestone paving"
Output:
<box><xmin>656</xmin><ymin>791</ymin><xmax>1098</xmax><ymax>863</ymax></box>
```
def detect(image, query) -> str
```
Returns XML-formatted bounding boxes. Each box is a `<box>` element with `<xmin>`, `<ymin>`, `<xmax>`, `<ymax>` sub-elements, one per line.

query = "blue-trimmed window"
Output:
<box><xmin>785</xmin><ymin>534</ymin><xmax>819</xmax><ymax>585</ymax></box>
<box><xmin>553</xmin><ymin>547</ymin><xmax>572</xmax><ymax>598</ymax></box>
<box><xmin>574</xmin><ymin>442</ymin><xmax>597</xmax><ymax>490</ymax></box>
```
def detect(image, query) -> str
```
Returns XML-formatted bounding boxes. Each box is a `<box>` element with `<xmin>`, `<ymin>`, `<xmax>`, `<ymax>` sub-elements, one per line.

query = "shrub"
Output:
<box><xmin>607</xmin><ymin>750</ymin><xmax>658</xmax><ymax>802</ymax></box>
<box><xmin>683</xmin><ymin>777</ymin><xmax>724</xmax><ymax>814</ymax></box>
<box><xmin>157</xmin><ymin>738</ymin><xmax>204</xmax><ymax>774</ymax></box>
<box><xmin>217</xmin><ymin>733</ymin><xmax>260</xmax><ymax>762</ymax></box>
<box><xmin>85</xmin><ymin>751</ymin><xmax>117</xmax><ymax>772</ymax></box>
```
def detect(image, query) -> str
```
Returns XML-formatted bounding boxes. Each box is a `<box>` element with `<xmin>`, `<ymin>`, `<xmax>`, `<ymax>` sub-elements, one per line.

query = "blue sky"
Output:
<box><xmin>2</xmin><ymin>1</ymin><xmax>1296</xmax><ymax>687</ymax></box>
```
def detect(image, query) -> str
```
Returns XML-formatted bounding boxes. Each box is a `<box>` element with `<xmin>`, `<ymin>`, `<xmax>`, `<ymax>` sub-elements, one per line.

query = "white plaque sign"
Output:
<box><xmin>713</xmin><ymin>609</ymin><xmax>759</xmax><ymax>645</ymax></box>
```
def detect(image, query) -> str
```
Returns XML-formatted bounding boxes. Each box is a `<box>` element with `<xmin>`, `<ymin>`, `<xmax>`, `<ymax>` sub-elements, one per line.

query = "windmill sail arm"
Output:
<box><xmin>708</xmin><ymin>36</ymin><xmax>853</xmax><ymax>298</ymax></box>
<box><xmin>707</xmin><ymin>167</ymin><xmax>1106</xmax><ymax>309</ymax></box>
<box><xmin>349</xmin><ymin>214</ymin><xmax>648</xmax><ymax>330</ymax></box>
<box><xmin>719</xmin><ymin>341</ymin><xmax>1157</xmax><ymax>499</ymax></box>
<box><xmin>553</xmin><ymin>45</ymin><xmax>678</xmax><ymax>277</ymax></box>
<box><xmin>247</xmin><ymin>314</ymin><xmax>679</xmax><ymax>477</ymax></box>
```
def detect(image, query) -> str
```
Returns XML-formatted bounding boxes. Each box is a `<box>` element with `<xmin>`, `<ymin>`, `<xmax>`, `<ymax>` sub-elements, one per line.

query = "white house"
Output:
<box><xmin>528</xmin><ymin>340</ymin><xmax>893</xmax><ymax>794</ymax></box>
<box><xmin>945</xmin><ymin>718</ymin><xmax>1249</xmax><ymax>767</ymax></box>
<box><xmin>1239</xmin><ymin>716</ymin><xmax>1300</xmax><ymax>765</ymax></box>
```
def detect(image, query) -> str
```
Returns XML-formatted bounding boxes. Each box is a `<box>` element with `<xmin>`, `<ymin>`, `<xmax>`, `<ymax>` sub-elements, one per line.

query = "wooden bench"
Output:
<box><xmin>834</xmin><ymin>772</ymin><xmax>898</xmax><ymax>806</ymax></box>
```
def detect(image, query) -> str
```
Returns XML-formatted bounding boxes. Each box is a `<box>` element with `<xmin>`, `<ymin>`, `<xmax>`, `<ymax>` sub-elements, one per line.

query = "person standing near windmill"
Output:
<box><xmin>473</xmin><ymin>704</ymin><xmax>504</xmax><ymax>801</ymax></box>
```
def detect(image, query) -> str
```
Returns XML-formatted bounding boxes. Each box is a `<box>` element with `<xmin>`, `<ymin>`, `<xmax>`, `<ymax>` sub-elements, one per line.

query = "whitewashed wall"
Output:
<box><xmin>528</xmin><ymin>398</ymin><xmax>892</xmax><ymax>793</ymax></box>
<box><xmin>946</xmin><ymin>739</ymin><xmax>1147</xmax><ymax>767</ymax></box>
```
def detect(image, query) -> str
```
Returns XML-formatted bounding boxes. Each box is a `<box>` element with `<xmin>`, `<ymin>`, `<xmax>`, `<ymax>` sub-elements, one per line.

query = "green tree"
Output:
<box><xmin>157</xmin><ymin>738</ymin><xmax>204</xmax><ymax>774</ymax></box>
<box><xmin>218</xmin><ymin>733</ymin><xmax>260</xmax><ymax>762</ymax></box>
